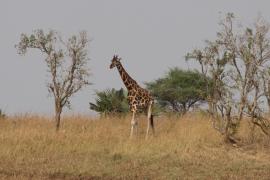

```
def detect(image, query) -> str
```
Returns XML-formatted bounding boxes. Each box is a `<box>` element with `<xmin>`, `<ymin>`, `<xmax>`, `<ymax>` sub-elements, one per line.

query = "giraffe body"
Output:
<box><xmin>110</xmin><ymin>55</ymin><xmax>155</xmax><ymax>138</ymax></box>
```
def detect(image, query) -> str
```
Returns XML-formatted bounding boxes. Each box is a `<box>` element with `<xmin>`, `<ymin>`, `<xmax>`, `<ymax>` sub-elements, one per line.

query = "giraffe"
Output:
<box><xmin>110</xmin><ymin>55</ymin><xmax>155</xmax><ymax>138</ymax></box>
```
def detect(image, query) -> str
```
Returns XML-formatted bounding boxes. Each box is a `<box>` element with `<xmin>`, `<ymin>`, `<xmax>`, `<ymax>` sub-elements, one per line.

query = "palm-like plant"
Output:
<box><xmin>90</xmin><ymin>88</ymin><xmax>129</xmax><ymax>116</ymax></box>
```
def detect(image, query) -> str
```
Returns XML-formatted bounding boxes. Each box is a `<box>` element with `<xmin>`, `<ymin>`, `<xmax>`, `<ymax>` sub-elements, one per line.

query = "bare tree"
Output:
<box><xmin>16</xmin><ymin>29</ymin><xmax>91</xmax><ymax>131</ymax></box>
<box><xmin>187</xmin><ymin>13</ymin><xmax>270</xmax><ymax>143</ymax></box>
<box><xmin>186</xmin><ymin>37</ymin><xmax>235</xmax><ymax>142</ymax></box>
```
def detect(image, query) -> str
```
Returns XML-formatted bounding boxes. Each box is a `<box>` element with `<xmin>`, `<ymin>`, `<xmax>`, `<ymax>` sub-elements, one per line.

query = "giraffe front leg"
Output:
<box><xmin>146</xmin><ymin>103</ymin><xmax>152</xmax><ymax>139</ymax></box>
<box><xmin>130</xmin><ymin>111</ymin><xmax>137</xmax><ymax>138</ymax></box>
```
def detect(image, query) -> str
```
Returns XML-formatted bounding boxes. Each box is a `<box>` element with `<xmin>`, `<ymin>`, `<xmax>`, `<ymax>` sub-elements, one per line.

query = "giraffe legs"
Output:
<box><xmin>130</xmin><ymin>101</ymin><xmax>155</xmax><ymax>139</ymax></box>
<box><xmin>146</xmin><ymin>102</ymin><xmax>154</xmax><ymax>139</ymax></box>
<box><xmin>130</xmin><ymin>111</ymin><xmax>138</xmax><ymax>138</ymax></box>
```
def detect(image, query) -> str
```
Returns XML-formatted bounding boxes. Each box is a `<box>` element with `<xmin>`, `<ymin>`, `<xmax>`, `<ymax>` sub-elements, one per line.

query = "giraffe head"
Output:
<box><xmin>110</xmin><ymin>55</ymin><xmax>121</xmax><ymax>69</ymax></box>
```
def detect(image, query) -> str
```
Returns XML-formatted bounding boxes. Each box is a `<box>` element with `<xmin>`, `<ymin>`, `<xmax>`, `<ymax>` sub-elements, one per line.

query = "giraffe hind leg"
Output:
<box><xmin>146</xmin><ymin>102</ymin><xmax>154</xmax><ymax>139</ymax></box>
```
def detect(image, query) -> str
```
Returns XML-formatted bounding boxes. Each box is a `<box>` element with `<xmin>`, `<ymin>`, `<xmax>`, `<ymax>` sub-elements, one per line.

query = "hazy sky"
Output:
<box><xmin>1</xmin><ymin>0</ymin><xmax>270</xmax><ymax>115</ymax></box>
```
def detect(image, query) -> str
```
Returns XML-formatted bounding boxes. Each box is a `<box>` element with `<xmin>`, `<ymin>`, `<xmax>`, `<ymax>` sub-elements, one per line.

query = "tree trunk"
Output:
<box><xmin>55</xmin><ymin>103</ymin><xmax>62</xmax><ymax>132</ymax></box>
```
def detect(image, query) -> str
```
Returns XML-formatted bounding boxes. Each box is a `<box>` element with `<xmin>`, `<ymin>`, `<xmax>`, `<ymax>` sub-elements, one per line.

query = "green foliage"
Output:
<box><xmin>89</xmin><ymin>88</ymin><xmax>129</xmax><ymax>116</ymax></box>
<box><xmin>0</xmin><ymin>109</ymin><xmax>6</xmax><ymax>119</ymax></box>
<box><xmin>146</xmin><ymin>68</ymin><xmax>209</xmax><ymax>114</ymax></box>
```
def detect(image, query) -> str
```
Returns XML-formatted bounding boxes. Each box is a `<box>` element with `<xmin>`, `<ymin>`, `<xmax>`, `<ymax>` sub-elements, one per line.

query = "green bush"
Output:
<box><xmin>146</xmin><ymin>68</ymin><xmax>210</xmax><ymax>114</ymax></box>
<box><xmin>89</xmin><ymin>88</ymin><xmax>129</xmax><ymax>116</ymax></box>
<box><xmin>0</xmin><ymin>109</ymin><xmax>6</xmax><ymax>119</ymax></box>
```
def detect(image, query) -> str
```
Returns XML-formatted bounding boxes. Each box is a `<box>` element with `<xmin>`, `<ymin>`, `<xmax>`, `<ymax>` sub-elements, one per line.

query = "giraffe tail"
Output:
<box><xmin>150</xmin><ymin>114</ymin><xmax>154</xmax><ymax>132</ymax></box>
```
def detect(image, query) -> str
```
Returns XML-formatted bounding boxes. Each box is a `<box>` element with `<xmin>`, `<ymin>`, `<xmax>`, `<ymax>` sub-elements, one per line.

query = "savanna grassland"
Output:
<box><xmin>0</xmin><ymin>114</ymin><xmax>270</xmax><ymax>179</ymax></box>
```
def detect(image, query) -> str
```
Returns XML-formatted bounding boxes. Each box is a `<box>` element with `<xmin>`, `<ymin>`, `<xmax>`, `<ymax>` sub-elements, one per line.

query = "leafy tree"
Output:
<box><xmin>90</xmin><ymin>88</ymin><xmax>129</xmax><ymax>116</ymax></box>
<box><xmin>146</xmin><ymin>68</ymin><xmax>209</xmax><ymax>114</ymax></box>
<box><xmin>16</xmin><ymin>29</ymin><xmax>91</xmax><ymax>131</ymax></box>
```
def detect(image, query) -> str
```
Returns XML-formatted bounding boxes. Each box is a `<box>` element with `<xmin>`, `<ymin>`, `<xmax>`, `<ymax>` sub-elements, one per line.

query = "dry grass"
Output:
<box><xmin>0</xmin><ymin>113</ymin><xmax>270</xmax><ymax>179</ymax></box>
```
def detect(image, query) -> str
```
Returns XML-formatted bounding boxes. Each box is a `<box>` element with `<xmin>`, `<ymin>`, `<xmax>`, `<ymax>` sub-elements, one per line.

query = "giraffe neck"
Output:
<box><xmin>116</xmin><ymin>63</ymin><xmax>138</xmax><ymax>91</ymax></box>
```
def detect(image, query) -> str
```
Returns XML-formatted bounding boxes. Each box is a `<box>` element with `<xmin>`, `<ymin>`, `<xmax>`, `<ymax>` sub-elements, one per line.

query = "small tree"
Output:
<box><xmin>187</xmin><ymin>13</ymin><xmax>270</xmax><ymax>142</ymax></box>
<box><xmin>146</xmin><ymin>68</ymin><xmax>209</xmax><ymax>114</ymax></box>
<box><xmin>90</xmin><ymin>88</ymin><xmax>129</xmax><ymax>117</ymax></box>
<box><xmin>16</xmin><ymin>29</ymin><xmax>91</xmax><ymax>131</ymax></box>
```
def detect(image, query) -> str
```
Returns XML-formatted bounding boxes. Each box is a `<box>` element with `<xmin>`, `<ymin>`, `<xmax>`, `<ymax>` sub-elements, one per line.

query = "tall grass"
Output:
<box><xmin>0</xmin><ymin>113</ymin><xmax>270</xmax><ymax>179</ymax></box>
